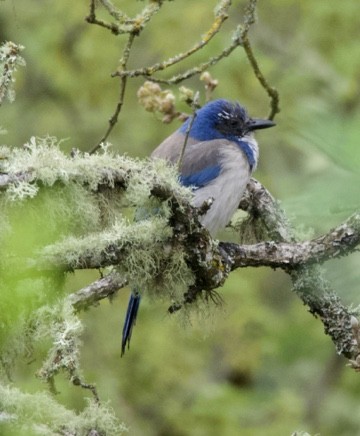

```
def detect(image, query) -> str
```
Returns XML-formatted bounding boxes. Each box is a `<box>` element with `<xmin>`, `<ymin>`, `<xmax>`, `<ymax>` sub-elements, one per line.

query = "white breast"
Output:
<box><xmin>193</xmin><ymin>137</ymin><xmax>258</xmax><ymax>236</ymax></box>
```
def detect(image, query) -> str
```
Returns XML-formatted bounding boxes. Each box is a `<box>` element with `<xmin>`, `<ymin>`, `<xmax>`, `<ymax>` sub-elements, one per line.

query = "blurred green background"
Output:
<box><xmin>1</xmin><ymin>0</ymin><xmax>360</xmax><ymax>435</ymax></box>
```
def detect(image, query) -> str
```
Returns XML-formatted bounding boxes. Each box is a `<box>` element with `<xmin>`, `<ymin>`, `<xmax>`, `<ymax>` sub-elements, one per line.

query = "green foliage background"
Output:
<box><xmin>1</xmin><ymin>0</ymin><xmax>360</xmax><ymax>435</ymax></box>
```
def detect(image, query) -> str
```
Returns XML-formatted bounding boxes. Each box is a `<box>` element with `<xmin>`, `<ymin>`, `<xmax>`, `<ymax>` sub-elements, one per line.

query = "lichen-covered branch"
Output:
<box><xmin>238</xmin><ymin>178</ymin><xmax>295</xmax><ymax>242</ymax></box>
<box><xmin>69</xmin><ymin>272</ymin><xmax>127</xmax><ymax>312</ymax></box>
<box><xmin>0</xmin><ymin>41</ymin><xmax>26</xmax><ymax>105</ymax></box>
<box><xmin>53</xmin><ymin>199</ymin><xmax>360</xmax><ymax>360</ymax></box>
<box><xmin>221</xmin><ymin>212</ymin><xmax>360</xmax><ymax>269</ymax></box>
<box><xmin>236</xmin><ymin>179</ymin><xmax>360</xmax><ymax>359</ymax></box>
<box><xmin>1</xmin><ymin>142</ymin><xmax>359</xmax><ymax>363</ymax></box>
<box><xmin>39</xmin><ymin>206</ymin><xmax>360</xmax><ymax>273</ymax></box>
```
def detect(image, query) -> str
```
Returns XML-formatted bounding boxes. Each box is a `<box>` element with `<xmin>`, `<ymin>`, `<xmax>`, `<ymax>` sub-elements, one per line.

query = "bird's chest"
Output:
<box><xmin>194</xmin><ymin>146</ymin><xmax>253</xmax><ymax>235</ymax></box>
<box><xmin>216</xmin><ymin>145</ymin><xmax>252</xmax><ymax>206</ymax></box>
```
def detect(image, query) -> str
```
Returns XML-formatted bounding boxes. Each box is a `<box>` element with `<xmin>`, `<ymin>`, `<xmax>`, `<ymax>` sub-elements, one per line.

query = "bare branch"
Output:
<box><xmin>85</xmin><ymin>0</ymin><xmax>166</xmax><ymax>154</ymax></box>
<box><xmin>240</xmin><ymin>0</ymin><xmax>280</xmax><ymax>119</ymax></box>
<box><xmin>177</xmin><ymin>92</ymin><xmax>199</xmax><ymax>171</ymax></box>
<box><xmin>112</xmin><ymin>0</ymin><xmax>232</xmax><ymax>79</ymax></box>
<box><xmin>86</xmin><ymin>0</ymin><xmax>279</xmax><ymax>158</ymax></box>
<box><xmin>85</xmin><ymin>0</ymin><xmax>163</xmax><ymax>36</ymax></box>
<box><xmin>139</xmin><ymin>26</ymin><xmax>243</xmax><ymax>85</ymax></box>
<box><xmin>89</xmin><ymin>32</ymin><xmax>135</xmax><ymax>154</ymax></box>
<box><xmin>68</xmin><ymin>272</ymin><xmax>127</xmax><ymax>311</ymax></box>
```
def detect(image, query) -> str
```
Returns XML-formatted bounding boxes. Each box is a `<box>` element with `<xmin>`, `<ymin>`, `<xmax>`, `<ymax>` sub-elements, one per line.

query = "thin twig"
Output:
<box><xmin>133</xmin><ymin>26</ymin><xmax>243</xmax><ymax>85</ymax></box>
<box><xmin>240</xmin><ymin>0</ymin><xmax>280</xmax><ymax>119</ymax></box>
<box><xmin>177</xmin><ymin>92</ymin><xmax>200</xmax><ymax>171</ymax></box>
<box><xmin>85</xmin><ymin>0</ymin><xmax>124</xmax><ymax>35</ymax></box>
<box><xmin>99</xmin><ymin>0</ymin><xmax>132</xmax><ymax>23</ymax></box>
<box><xmin>86</xmin><ymin>0</ymin><xmax>163</xmax><ymax>35</ymax></box>
<box><xmin>72</xmin><ymin>375</ymin><xmax>100</xmax><ymax>404</ymax></box>
<box><xmin>112</xmin><ymin>0</ymin><xmax>232</xmax><ymax>79</ymax></box>
<box><xmin>86</xmin><ymin>0</ymin><xmax>165</xmax><ymax>154</ymax></box>
<box><xmin>89</xmin><ymin>32</ymin><xmax>135</xmax><ymax>154</ymax></box>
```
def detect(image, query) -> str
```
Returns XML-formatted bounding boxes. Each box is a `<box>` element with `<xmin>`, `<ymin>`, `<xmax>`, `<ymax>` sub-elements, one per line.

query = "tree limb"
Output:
<box><xmin>221</xmin><ymin>212</ymin><xmax>360</xmax><ymax>270</ymax></box>
<box><xmin>237</xmin><ymin>179</ymin><xmax>360</xmax><ymax>359</ymax></box>
<box><xmin>39</xmin><ymin>202</ymin><xmax>359</xmax><ymax>273</ymax></box>
<box><xmin>1</xmin><ymin>147</ymin><xmax>359</xmax><ymax>362</ymax></box>
<box><xmin>68</xmin><ymin>272</ymin><xmax>127</xmax><ymax>312</ymax></box>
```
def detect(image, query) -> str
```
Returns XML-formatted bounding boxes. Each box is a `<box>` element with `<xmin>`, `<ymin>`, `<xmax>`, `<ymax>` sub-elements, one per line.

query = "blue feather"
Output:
<box><xmin>179</xmin><ymin>165</ymin><xmax>221</xmax><ymax>188</ymax></box>
<box><xmin>121</xmin><ymin>291</ymin><xmax>141</xmax><ymax>356</ymax></box>
<box><xmin>237</xmin><ymin>140</ymin><xmax>256</xmax><ymax>171</ymax></box>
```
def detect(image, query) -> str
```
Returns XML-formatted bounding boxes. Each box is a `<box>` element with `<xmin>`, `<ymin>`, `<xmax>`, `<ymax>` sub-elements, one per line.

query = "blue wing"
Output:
<box><xmin>179</xmin><ymin>164</ymin><xmax>221</xmax><ymax>189</ymax></box>
<box><xmin>151</xmin><ymin>132</ymin><xmax>223</xmax><ymax>182</ymax></box>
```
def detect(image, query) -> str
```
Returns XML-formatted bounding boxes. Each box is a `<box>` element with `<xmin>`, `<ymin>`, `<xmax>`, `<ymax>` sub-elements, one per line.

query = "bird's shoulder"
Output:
<box><xmin>152</xmin><ymin>131</ymin><xmax>249</xmax><ymax>189</ymax></box>
<box><xmin>152</xmin><ymin>130</ymin><xmax>241</xmax><ymax>168</ymax></box>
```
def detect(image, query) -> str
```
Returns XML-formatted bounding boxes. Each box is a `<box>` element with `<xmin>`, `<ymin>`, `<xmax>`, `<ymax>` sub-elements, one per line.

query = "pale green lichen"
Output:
<box><xmin>0</xmin><ymin>138</ymin><xmax>196</xmax><ymax>303</ymax></box>
<box><xmin>0</xmin><ymin>137</ymin><xmax>190</xmax><ymax>203</ymax></box>
<box><xmin>0</xmin><ymin>138</ymin><xmax>195</xmax><ymax>300</ymax></box>
<box><xmin>0</xmin><ymin>139</ymin><xmax>196</xmax><ymax>408</ymax></box>
<box><xmin>0</xmin><ymin>138</ymin><xmax>195</xmax><ymax>316</ymax></box>
<box><xmin>34</xmin><ymin>301</ymin><xmax>84</xmax><ymax>383</ymax></box>
<box><xmin>0</xmin><ymin>41</ymin><xmax>25</xmax><ymax>105</ymax></box>
<box><xmin>42</xmin><ymin>214</ymin><xmax>194</xmax><ymax>303</ymax></box>
<box><xmin>0</xmin><ymin>384</ymin><xmax>127</xmax><ymax>435</ymax></box>
<box><xmin>0</xmin><ymin>136</ymin><xmax>192</xmax><ymax>244</ymax></box>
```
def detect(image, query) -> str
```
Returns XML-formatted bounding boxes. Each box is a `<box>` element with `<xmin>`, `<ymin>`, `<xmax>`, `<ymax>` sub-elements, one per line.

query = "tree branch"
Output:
<box><xmin>68</xmin><ymin>272</ymin><xmax>127</xmax><ymax>312</ymax></box>
<box><xmin>1</xmin><ymin>146</ymin><xmax>359</xmax><ymax>362</ymax></box>
<box><xmin>221</xmin><ymin>212</ymin><xmax>360</xmax><ymax>269</ymax></box>
<box><xmin>237</xmin><ymin>179</ymin><xmax>360</xmax><ymax>359</ymax></box>
<box><xmin>38</xmin><ymin>208</ymin><xmax>359</xmax><ymax>273</ymax></box>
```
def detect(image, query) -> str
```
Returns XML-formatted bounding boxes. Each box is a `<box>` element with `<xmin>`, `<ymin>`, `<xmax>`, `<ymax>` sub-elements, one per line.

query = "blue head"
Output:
<box><xmin>179</xmin><ymin>99</ymin><xmax>275</xmax><ymax>170</ymax></box>
<box><xmin>179</xmin><ymin>99</ymin><xmax>275</xmax><ymax>142</ymax></box>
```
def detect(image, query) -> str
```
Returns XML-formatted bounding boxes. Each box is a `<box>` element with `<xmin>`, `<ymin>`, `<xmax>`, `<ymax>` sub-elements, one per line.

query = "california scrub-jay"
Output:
<box><xmin>121</xmin><ymin>99</ymin><xmax>275</xmax><ymax>355</ymax></box>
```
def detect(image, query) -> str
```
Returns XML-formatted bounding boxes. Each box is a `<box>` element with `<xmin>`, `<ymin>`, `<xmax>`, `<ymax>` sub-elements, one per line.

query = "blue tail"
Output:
<box><xmin>121</xmin><ymin>291</ymin><xmax>141</xmax><ymax>356</ymax></box>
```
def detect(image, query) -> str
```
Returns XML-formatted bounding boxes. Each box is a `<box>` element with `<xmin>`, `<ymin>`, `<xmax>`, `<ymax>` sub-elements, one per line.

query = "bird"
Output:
<box><xmin>121</xmin><ymin>98</ymin><xmax>275</xmax><ymax>356</ymax></box>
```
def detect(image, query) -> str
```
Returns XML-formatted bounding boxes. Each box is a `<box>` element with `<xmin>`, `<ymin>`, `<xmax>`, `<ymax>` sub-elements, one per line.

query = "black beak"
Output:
<box><xmin>248</xmin><ymin>118</ymin><xmax>276</xmax><ymax>131</ymax></box>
